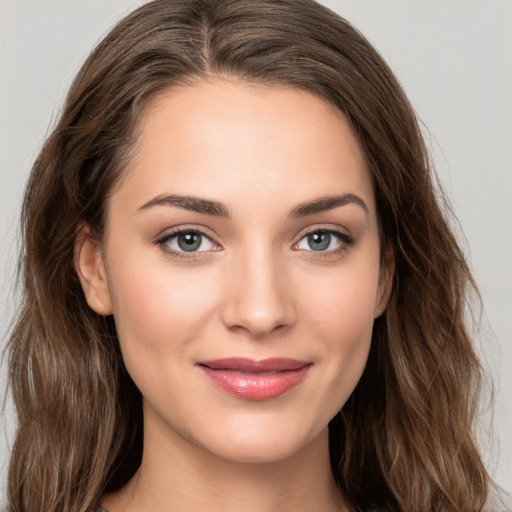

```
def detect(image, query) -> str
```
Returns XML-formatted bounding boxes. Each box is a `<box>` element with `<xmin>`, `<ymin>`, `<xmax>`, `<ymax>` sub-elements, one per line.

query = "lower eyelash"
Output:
<box><xmin>298</xmin><ymin>228</ymin><xmax>355</xmax><ymax>257</ymax></box>
<box><xmin>155</xmin><ymin>228</ymin><xmax>213</xmax><ymax>259</ymax></box>
<box><xmin>162</xmin><ymin>249</ymin><xmax>203</xmax><ymax>260</ymax></box>
<box><xmin>154</xmin><ymin>227</ymin><xmax>355</xmax><ymax>260</ymax></box>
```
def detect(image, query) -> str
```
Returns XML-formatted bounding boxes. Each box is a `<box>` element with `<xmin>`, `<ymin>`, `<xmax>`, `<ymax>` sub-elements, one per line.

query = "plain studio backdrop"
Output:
<box><xmin>0</xmin><ymin>0</ymin><xmax>511</xmax><ymax>499</ymax></box>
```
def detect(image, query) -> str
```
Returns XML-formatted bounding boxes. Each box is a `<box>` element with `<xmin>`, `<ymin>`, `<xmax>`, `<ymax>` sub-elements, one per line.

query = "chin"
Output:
<box><xmin>190</xmin><ymin>413</ymin><xmax>327</xmax><ymax>465</ymax></box>
<box><xmin>214</xmin><ymin>439</ymin><xmax>300</xmax><ymax>464</ymax></box>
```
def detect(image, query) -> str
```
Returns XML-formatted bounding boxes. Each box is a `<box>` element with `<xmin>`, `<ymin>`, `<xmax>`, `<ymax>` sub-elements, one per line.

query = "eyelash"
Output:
<box><xmin>293</xmin><ymin>227</ymin><xmax>355</xmax><ymax>258</ymax></box>
<box><xmin>156</xmin><ymin>227</ymin><xmax>220</xmax><ymax>260</ymax></box>
<box><xmin>155</xmin><ymin>226</ymin><xmax>355</xmax><ymax>260</ymax></box>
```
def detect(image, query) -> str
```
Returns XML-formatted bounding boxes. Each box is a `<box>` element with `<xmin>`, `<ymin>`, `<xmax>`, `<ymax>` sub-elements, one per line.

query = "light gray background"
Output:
<box><xmin>1</xmin><ymin>0</ymin><xmax>511</xmax><ymax>498</ymax></box>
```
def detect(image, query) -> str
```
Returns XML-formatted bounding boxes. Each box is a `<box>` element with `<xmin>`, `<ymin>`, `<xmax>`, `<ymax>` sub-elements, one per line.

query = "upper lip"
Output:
<box><xmin>198</xmin><ymin>357</ymin><xmax>311</xmax><ymax>373</ymax></box>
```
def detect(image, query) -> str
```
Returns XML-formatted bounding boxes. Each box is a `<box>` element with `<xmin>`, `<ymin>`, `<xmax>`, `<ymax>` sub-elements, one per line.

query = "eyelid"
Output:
<box><xmin>153</xmin><ymin>224</ymin><xmax>355</xmax><ymax>260</ymax></box>
<box><xmin>292</xmin><ymin>225</ymin><xmax>355</xmax><ymax>253</ymax></box>
<box><xmin>155</xmin><ymin>225</ymin><xmax>222</xmax><ymax>258</ymax></box>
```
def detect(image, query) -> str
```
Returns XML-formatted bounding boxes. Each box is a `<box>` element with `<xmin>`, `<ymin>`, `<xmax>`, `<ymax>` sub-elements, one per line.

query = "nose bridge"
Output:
<box><xmin>222</xmin><ymin>240</ymin><xmax>295</xmax><ymax>336</ymax></box>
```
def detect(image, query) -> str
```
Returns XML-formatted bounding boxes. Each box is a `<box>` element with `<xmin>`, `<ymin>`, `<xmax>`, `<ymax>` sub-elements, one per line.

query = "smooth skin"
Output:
<box><xmin>76</xmin><ymin>78</ymin><xmax>393</xmax><ymax>512</ymax></box>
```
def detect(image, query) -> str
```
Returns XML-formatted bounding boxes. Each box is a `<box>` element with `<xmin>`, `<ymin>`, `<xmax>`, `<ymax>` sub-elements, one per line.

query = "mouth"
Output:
<box><xmin>196</xmin><ymin>358</ymin><xmax>312</xmax><ymax>401</ymax></box>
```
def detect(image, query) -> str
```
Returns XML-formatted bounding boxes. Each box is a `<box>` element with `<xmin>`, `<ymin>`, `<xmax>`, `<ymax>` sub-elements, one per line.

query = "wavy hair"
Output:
<box><xmin>6</xmin><ymin>0</ymin><xmax>490</xmax><ymax>510</ymax></box>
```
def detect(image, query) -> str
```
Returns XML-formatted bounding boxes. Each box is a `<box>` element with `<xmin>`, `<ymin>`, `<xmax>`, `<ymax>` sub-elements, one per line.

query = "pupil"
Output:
<box><xmin>308</xmin><ymin>232</ymin><xmax>330</xmax><ymax>251</ymax></box>
<box><xmin>178</xmin><ymin>233</ymin><xmax>201</xmax><ymax>252</ymax></box>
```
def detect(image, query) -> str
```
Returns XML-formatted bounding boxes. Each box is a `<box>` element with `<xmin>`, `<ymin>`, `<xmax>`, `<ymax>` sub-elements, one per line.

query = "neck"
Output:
<box><xmin>102</xmin><ymin>410</ymin><xmax>346</xmax><ymax>512</ymax></box>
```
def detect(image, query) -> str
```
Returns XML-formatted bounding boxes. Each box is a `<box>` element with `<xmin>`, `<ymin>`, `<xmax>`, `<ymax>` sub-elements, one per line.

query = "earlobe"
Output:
<box><xmin>74</xmin><ymin>224</ymin><xmax>113</xmax><ymax>316</ymax></box>
<box><xmin>374</xmin><ymin>248</ymin><xmax>395</xmax><ymax>318</ymax></box>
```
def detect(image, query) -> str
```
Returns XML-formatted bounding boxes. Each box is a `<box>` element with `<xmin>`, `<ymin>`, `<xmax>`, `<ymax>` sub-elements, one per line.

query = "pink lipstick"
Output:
<box><xmin>197</xmin><ymin>358</ymin><xmax>312</xmax><ymax>400</ymax></box>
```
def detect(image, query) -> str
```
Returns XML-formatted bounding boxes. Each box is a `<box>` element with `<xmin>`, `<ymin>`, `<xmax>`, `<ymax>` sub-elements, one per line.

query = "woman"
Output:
<box><xmin>4</xmin><ymin>0</ymin><xmax>497</xmax><ymax>510</ymax></box>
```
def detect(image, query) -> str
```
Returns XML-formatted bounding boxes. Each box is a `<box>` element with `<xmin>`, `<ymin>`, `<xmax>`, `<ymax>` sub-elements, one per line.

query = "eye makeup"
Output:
<box><xmin>295</xmin><ymin>228</ymin><xmax>353</xmax><ymax>249</ymax></box>
<box><xmin>293</xmin><ymin>226</ymin><xmax>356</xmax><ymax>260</ymax></box>
<box><xmin>154</xmin><ymin>223</ymin><xmax>356</xmax><ymax>262</ymax></box>
<box><xmin>155</xmin><ymin>226</ymin><xmax>221</xmax><ymax>260</ymax></box>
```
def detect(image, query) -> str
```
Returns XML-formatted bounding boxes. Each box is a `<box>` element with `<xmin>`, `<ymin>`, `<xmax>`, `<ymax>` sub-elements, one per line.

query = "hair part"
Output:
<box><xmin>6</xmin><ymin>0</ymin><xmax>490</xmax><ymax>510</ymax></box>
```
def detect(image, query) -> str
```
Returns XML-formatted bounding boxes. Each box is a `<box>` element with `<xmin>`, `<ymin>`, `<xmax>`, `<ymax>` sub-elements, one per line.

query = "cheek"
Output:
<box><xmin>318</xmin><ymin>282</ymin><xmax>375</xmax><ymax>366</ymax></box>
<box><xmin>106</xmin><ymin>249</ymin><xmax>221</xmax><ymax>367</ymax></box>
<box><xmin>302</xmin><ymin>255</ymin><xmax>380</xmax><ymax>341</ymax></box>
<box><xmin>298</xmin><ymin>255</ymin><xmax>380</xmax><ymax>400</ymax></box>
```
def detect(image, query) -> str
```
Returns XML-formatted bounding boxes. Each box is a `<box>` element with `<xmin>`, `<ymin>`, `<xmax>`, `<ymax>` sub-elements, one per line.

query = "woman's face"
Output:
<box><xmin>79</xmin><ymin>79</ymin><xmax>392</xmax><ymax>463</ymax></box>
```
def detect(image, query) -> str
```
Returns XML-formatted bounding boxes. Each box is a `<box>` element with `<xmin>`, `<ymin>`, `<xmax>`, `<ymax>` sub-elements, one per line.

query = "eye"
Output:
<box><xmin>158</xmin><ymin>230</ymin><xmax>217</xmax><ymax>254</ymax></box>
<box><xmin>295</xmin><ymin>229</ymin><xmax>352</xmax><ymax>252</ymax></box>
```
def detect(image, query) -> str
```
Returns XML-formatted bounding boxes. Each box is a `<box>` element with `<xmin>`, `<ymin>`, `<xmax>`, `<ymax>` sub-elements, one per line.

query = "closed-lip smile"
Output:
<box><xmin>196</xmin><ymin>357</ymin><xmax>312</xmax><ymax>401</ymax></box>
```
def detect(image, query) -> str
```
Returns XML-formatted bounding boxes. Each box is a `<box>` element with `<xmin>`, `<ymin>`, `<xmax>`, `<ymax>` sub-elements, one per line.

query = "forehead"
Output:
<box><xmin>112</xmin><ymin>79</ymin><xmax>375</xmax><ymax>217</ymax></box>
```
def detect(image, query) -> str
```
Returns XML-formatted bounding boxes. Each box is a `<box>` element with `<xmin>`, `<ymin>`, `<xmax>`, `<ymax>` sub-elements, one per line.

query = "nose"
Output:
<box><xmin>220</xmin><ymin>246</ymin><xmax>296</xmax><ymax>337</ymax></box>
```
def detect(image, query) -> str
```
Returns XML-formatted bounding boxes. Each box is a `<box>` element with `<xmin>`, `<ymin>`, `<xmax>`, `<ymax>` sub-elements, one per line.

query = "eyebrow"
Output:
<box><xmin>289</xmin><ymin>194</ymin><xmax>368</xmax><ymax>218</ymax></box>
<box><xmin>138</xmin><ymin>194</ymin><xmax>231</xmax><ymax>217</ymax></box>
<box><xmin>137</xmin><ymin>192</ymin><xmax>368</xmax><ymax>218</ymax></box>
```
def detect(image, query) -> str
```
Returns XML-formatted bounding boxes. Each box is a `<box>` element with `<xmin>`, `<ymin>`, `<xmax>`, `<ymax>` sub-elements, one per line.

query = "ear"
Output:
<box><xmin>374</xmin><ymin>247</ymin><xmax>395</xmax><ymax>318</ymax></box>
<box><xmin>74</xmin><ymin>224</ymin><xmax>112</xmax><ymax>316</ymax></box>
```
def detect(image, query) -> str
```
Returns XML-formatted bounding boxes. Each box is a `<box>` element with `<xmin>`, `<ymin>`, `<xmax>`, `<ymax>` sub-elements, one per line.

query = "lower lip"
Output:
<box><xmin>199</xmin><ymin>365</ymin><xmax>312</xmax><ymax>401</ymax></box>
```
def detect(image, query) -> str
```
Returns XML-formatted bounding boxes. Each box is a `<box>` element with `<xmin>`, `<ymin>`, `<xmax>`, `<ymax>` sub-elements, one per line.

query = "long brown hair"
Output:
<box><xmin>6</xmin><ymin>0</ymin><xmax>491</xmax><ymax>510</ymax></box>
